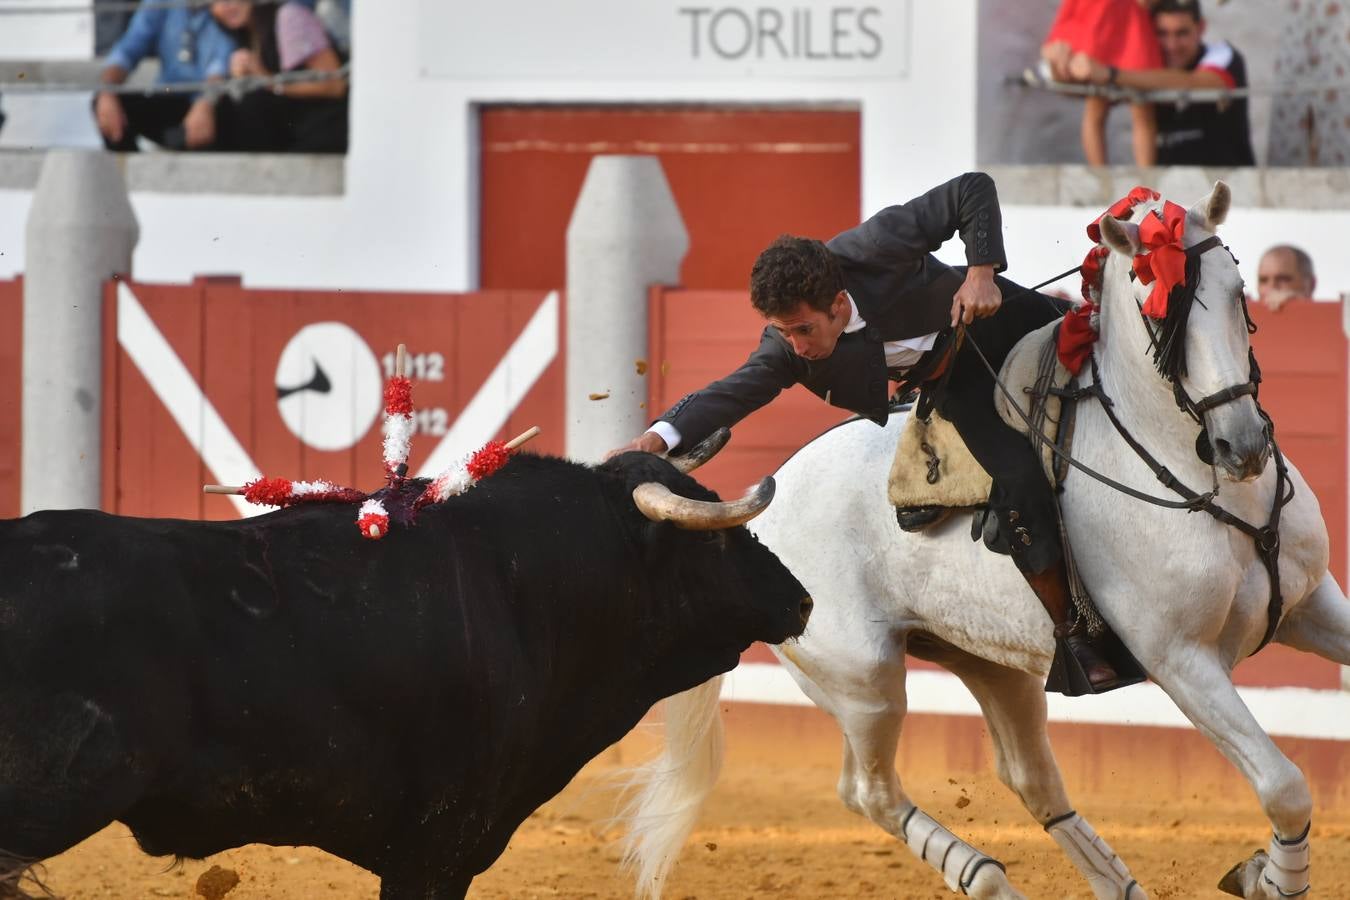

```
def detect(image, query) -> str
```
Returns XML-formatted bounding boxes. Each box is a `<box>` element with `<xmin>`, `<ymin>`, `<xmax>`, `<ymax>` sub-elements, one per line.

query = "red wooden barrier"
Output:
<box><xmin>100</xmin><ymin>278</ymin><xmax>562</xmax><ymax>520</ymax></box>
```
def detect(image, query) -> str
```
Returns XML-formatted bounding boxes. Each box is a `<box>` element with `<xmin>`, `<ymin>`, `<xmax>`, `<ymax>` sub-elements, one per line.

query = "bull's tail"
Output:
<box><xmin>617</xmin><ymin>675</ymin><xmax>725</xmax><ymax>900</ymax></box>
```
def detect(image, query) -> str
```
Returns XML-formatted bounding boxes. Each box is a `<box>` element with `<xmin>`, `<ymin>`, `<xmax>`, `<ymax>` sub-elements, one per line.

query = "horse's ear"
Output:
<box><xmin>1193</xmin><ymin>180</ymin><xmax>1231</xmax><ymax>231</ymax></box>
<box><xmin>1099</xmin><ymin>216</ymin><xmax>1141</xmax><ymax>258</ymax></box>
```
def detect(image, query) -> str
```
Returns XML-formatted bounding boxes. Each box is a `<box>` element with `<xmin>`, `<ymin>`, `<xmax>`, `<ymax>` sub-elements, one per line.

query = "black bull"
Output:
<box><xmin>0</xmin><ymin>451</ymin><xmax>810</xmax><ymax>899</ymax></box>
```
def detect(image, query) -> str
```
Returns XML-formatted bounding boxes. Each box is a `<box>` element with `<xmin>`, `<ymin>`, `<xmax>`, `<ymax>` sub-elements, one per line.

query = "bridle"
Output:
<box><xmin>964</xmin><ymin>230</ymin><xmax>1294</xmax><ymax>655</ymax></box>
<box><xmin>1129</xmin><ymin>232</ymin><xmax>1263</xmax><ymax>431</ymax></box>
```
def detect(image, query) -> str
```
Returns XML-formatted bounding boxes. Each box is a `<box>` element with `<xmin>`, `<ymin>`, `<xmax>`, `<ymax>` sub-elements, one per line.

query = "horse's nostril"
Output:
<box><xmin>1214</xmin><ymin>438</ymin><xmax>1233</xmax><ymax>458</ymax></box>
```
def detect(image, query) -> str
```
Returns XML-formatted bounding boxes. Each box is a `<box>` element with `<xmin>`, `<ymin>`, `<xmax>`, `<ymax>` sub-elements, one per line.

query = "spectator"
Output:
<box><xmin>1068</xmin><ymin>0</ymin><xmax>1255</xmax><ymax>166</ymax></box>
<box><xmin>1257</xmin><ymin>245</ymin><xmax>1317</xmax><ymax>312</ymax></box>
<box><xmin>1041</xmin><ymin>0</ymin><xmax>1160</xmax><ymax>166</ymax></box>
<box><xmin>210</xmin><ymin>0</ymin><xmax>349</xmax><ymax>153</ymax></box>
<box><xmin>94</xmin><ymin>1</ymin><xmax>237</xmax><ymax>151</ymax></box>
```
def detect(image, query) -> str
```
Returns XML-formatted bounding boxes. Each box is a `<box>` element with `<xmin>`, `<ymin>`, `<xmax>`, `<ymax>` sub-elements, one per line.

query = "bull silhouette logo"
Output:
<box><xmin>275</xmin><ymin>322</ymin><xmax>382</xmax><ymax>451</ymax></box>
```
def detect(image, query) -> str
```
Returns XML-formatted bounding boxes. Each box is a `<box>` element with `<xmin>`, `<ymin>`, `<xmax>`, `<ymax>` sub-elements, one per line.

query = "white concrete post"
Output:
<box><xmin>23</xmin><ymin>150</ymin><xmax>138</xmax><ymax>513</ymax></box>
<box><xmin>565</xmin><ymin>156</ymin><xmax>688</xmax><ymax>462</ymax></box>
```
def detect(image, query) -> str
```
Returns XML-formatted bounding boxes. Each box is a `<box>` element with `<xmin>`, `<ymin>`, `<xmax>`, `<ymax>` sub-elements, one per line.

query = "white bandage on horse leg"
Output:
<box><xmin>1045</xmin><ymin>811</ymin><xmax>1142</xmax><ymax>900</ymax></box>
<box><xmin>902</xmin><ymin>807</ymin><xmax>1005</xmax><ymax>895</ymax></box>
<box><xmin>1263</xmin><ymin>823</ymin><xmax>1311</xmax><ymax>897</ymax></box>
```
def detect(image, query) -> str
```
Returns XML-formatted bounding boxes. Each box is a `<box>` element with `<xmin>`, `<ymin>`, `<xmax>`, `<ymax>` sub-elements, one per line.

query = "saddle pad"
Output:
<box><xmin>994</xmin><ymin>318</ymin><xmax>1072</xmax><ymax>485</ymax></box>
<box><xmin>888</xmin><ymin>410</ymin><xmax>993</xmax><ymax>510</ymax></box>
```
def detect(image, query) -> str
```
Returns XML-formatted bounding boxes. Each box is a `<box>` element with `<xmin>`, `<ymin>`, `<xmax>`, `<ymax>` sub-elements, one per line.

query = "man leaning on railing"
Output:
<box><xmin>1065</xmin><ymin>0</ymin><xmax>1255</xmax><ymax>167</ymax></box>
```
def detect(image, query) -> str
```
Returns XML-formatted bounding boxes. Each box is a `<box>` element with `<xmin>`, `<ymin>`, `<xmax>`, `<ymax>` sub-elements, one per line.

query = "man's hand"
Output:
<box><xmin>230</xmin><ymin>49</ymin><xmax>261</xmax><ymax>79</ymax></box>
<box><xmin>1263</xmin><ymin>291</ymin><xmax>1305</xmax><ymax>313</ymax></box>
<box><xmin>94</xmin><ymin>92</ymin><xmax>127</xmax><ymax>144</ymax></box>
<box><xmin>183</xmin><ymin>98</ymin><xmax>216</xmax><ymax>149</ymax></box>
<box><xmin>1068</xmin><ymin>52</ymin><xmax>1111</xmax><ymax>86</ymax></box>
<box><xmin>950</xmin><ymin>265</ymin><xmax>1002</xmax><ymax>327</ymax></box>
<box><xmin>605</xmin><ymin>431</ymin><xmax>669</xmax><ymax>460</ymax></box>
<box><xmin>1040</xmin><ymin>40</ymin><xmax>1072</xmax><ymax>81</ymax></box>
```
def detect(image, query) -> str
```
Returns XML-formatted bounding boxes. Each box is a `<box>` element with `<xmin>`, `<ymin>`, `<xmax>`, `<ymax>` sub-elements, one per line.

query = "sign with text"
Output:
<box><xmin>421</xmin><ymin>1</ymin><xmax>912</xmax><ymax>80</ymax></box>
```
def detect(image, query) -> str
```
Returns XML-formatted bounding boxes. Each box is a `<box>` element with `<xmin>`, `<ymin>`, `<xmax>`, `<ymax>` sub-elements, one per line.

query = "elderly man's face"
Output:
<box><xmin>1257</xmin><ymin>249</ymin><xmax>1315</xmax><ymax>304</ymax></box>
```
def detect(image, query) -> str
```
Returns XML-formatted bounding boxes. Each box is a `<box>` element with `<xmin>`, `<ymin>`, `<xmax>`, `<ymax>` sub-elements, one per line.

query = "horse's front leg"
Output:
<box><xmin>1276</xmin><ymin>573</ymin><xmax>1350</xmax><ymax>674</ymax></box>
<box><xmin>1147</xmin><ymin>645</ymin><xmax>1311</xmax><ymax>898</ymax></box>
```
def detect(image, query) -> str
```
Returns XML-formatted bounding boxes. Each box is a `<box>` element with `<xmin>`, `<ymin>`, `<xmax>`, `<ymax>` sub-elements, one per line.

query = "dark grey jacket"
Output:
<box><xmin>656</xmin><ymin>172</ymin><xmax>1008</xmax><ymax>451</ymax></box>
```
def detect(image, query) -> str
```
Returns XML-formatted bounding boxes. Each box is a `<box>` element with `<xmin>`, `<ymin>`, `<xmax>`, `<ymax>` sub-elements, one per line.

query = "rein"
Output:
<box><xmin>964</xmin><ymin>234</ymin><xmax>1295</xmax><ymax>655</ymax></box>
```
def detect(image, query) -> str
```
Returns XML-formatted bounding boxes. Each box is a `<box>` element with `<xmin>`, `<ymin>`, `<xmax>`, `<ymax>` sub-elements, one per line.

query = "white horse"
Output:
<box><xmin>618</xmin><ymin>183</ymin><xmax>1350</xmax><ymax>899</ymax></box>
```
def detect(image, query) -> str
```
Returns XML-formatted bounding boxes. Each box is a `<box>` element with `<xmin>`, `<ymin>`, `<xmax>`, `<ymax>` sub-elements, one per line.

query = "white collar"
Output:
<box><xmin>842</xmin><ymin>291</ymin><xmax>866</xmax><ymax>334</ymax></box>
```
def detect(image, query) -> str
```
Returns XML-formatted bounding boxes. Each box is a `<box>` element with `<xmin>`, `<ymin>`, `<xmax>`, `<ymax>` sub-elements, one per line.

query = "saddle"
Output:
<box><xmin>889</xmin><ymin>319</ymin><xmax>1072</xmax><ymax>537</ymax></box>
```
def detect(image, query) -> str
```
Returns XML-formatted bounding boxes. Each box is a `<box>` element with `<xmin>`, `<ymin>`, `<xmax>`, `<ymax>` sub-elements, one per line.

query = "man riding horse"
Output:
<box><xmin>613</xmin><ymin>172</ymin><xmax>1134</xmax><ymax>694</ymax></box>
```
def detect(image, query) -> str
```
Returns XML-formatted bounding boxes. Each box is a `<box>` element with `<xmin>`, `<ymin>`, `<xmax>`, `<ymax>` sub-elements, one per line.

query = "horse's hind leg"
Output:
<box><xmin>941</xmin><ymin>650</ymin><xmax>1146</xmax><ymax>900</ymax></box>
<box><xmin>1147</xmin><ymin>648</ymin><xmax>1312</xmax><ymax>898</ymax></box>
<box><xmin>796</xmin><ymin>649</ymin><xmax>1026</xmax><ymax>900</ymax></box>
<box><xmin>1277</xmin><ymin>572</ymin><xmax>1350</xmax><ymax>669</ymax></box>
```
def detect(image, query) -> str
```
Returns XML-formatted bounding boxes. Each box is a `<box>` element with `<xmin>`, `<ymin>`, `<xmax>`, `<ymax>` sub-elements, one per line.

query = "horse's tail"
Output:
<box><xmin>617</xmin><ymin>675</ymin><xmax>725</xmax><ymax>900</ymax></box>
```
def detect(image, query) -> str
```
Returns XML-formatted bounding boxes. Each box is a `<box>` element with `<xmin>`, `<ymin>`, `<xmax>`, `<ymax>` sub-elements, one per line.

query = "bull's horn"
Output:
<box><xmin>666</xmin><ymin>427</ymin><xmax>731</xmax><ymax>474</ymax></box>
<box><xmin>632</xmin><ymin>476</ymin><xmax>775</xmax><ymax>530</ymax></box>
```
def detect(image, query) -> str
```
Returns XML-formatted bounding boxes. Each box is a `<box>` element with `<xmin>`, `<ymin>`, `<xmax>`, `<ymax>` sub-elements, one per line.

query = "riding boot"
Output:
<box><xmin>1022</xmin><ymin>560</ymin><xmax>1127</xmax><ymax>694</ymax></box>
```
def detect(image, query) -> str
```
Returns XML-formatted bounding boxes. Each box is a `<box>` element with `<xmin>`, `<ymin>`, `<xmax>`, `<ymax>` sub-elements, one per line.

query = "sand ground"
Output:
<box><xmin>26</xmin><ymin>704</ymin><xmax>1350</xmax><ymax>899</ymax></box>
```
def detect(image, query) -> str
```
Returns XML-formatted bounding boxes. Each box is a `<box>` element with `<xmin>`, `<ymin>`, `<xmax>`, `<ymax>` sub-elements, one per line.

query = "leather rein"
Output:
<box><xmin>967</xmin><ymin>236</ymin><xmax>1295</xmax><ymax>654</ymax></box>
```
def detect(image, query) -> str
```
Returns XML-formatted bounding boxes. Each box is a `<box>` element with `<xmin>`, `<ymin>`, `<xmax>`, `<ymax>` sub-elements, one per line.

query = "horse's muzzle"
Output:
<box><xmin>1214</xmin><ymin>433</ymin><xmax>1272</xmax><ymax>482</ymax></box>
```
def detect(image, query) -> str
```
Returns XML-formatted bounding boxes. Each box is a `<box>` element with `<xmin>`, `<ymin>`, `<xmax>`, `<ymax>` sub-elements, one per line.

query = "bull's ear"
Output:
<box><xmin>1099</xmin><ymin>216</ymin><xmax>1141</xmax><ymax>258</ymax></box>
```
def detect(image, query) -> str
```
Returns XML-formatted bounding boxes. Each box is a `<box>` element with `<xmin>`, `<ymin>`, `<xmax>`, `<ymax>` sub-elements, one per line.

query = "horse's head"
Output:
<box><xmin>1096</xmin><ymin>182</ymin><xmax>1271</xmax><ymax>482</ymax></box>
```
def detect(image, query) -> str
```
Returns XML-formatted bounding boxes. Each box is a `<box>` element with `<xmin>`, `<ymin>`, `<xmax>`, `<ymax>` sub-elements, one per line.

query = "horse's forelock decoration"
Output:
<box><xmin>1059</xmin><ymin>185</ymin><xmax>1225</xmax><ymax>383</ymax></box>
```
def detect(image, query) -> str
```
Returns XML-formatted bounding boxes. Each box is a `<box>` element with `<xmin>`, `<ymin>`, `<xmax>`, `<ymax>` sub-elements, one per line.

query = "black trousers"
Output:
<box><xmin>95</xmin><ymin>94</ymin><xmax>194</xmax><ymax>152</ymax></box>
<box><xmin>215</xmin><ymin>90</ymin><xmax>349</xmax><ymax>154</ymax></box>
<box><xmin>929</xmin><ymin>278</ymin><xmax>1071</xmax><ymax>575</ymax></box>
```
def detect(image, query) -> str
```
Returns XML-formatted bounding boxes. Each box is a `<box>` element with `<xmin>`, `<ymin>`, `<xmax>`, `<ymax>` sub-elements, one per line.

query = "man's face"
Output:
<box><xmin>1154</xmin><ymin>12</ymin><xmax>1204</xmax><ymax>70</ymax></box>
<box><xmin>766</xmin><ymin>293</ymin><xmax>850</xmax><ymax>361</ymax></box>
<box><xmin>1257</xmin><ymin>249</ymin><xmax>1314</xmax><ymax>303</ymax></box>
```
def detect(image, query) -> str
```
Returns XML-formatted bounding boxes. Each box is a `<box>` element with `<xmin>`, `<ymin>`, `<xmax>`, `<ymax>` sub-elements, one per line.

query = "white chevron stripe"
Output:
<box><xmin>417</xmin><ymin>290</ymin><xmax>559</xmax><ymax>478</ymax></box>
<box><xmin>116</xmin><ymin>283</ymin><xmax>260</xmax><ymax>517</ymax></box>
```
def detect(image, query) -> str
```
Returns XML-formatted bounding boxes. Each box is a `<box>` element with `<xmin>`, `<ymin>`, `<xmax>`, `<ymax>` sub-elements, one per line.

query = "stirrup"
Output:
<box><xmin>1046</xmin><ymin>628</ymin><xmax>1148</xmax><ymax>696</ymax></box>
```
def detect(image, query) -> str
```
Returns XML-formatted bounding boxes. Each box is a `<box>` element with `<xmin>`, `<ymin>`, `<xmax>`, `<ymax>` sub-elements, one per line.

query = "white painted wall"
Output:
<box><xmin>0</xmin><ymin>0</ymin><xmax>975</xmax><ymax>292</ymax></box>
<box><xmin>0</xmin><ymin>1</ymin><xmax>91</xmax><ymax>60</ymax></box>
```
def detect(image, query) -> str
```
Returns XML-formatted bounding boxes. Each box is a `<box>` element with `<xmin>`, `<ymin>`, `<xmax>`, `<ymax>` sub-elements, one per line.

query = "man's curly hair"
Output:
<box><xmin>749</xmin><ymin>235</ymin><xmax>845</xmax><ymax>318</ymax></box>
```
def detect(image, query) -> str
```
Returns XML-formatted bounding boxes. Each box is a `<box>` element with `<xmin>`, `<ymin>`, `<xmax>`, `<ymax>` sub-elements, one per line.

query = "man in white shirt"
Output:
<box><xmin>612</xmin><ymin>172</ymin><xmax>1131</xmax><ymax>694</ymax></box>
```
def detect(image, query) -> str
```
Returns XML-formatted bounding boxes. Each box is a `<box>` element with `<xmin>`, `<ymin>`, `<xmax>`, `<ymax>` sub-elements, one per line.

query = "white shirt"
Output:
<box><xmin>647</xmin><ymin>293</ymin><xmax>938</xmax><ymax>452</ymax></box>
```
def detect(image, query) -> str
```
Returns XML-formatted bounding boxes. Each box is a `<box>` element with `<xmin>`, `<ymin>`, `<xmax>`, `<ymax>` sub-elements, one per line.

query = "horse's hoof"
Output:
<box><xmin>1218</xmin><ymin>849</ymin><xmax>1267</xmax><ymax>898</ymax></box>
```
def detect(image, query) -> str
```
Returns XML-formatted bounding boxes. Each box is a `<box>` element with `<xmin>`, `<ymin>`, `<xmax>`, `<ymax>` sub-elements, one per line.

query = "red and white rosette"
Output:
<box><xmin>357</xmin><ymin>498</ymin><xmax>390</xmax><ymax>540</ymax></box>
<box><xmin>382</xmin><ymin>375</ymin><xmax>414</xmax><ymax>483</ymax></box>
<box><xmin>241</xmin><ymin>476</ymin><xmax>365</xmax><ymax>508</ymax></box>
<box><xmin>202</xmin><ymin>341</ymin><xmax>541</xmax><ymax>544</ymax></box>
<box><xmin>416</xmin><ymin>440</ymin><xmax>511</xmax><ymax>508</ymax></box>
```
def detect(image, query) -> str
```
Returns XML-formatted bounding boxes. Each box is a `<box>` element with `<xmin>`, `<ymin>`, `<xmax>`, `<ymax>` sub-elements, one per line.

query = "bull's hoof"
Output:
<box><xmin>1217</xmin><ymin>849</ymin><xmax>1266</xmax><ymax>898</ymax></box>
